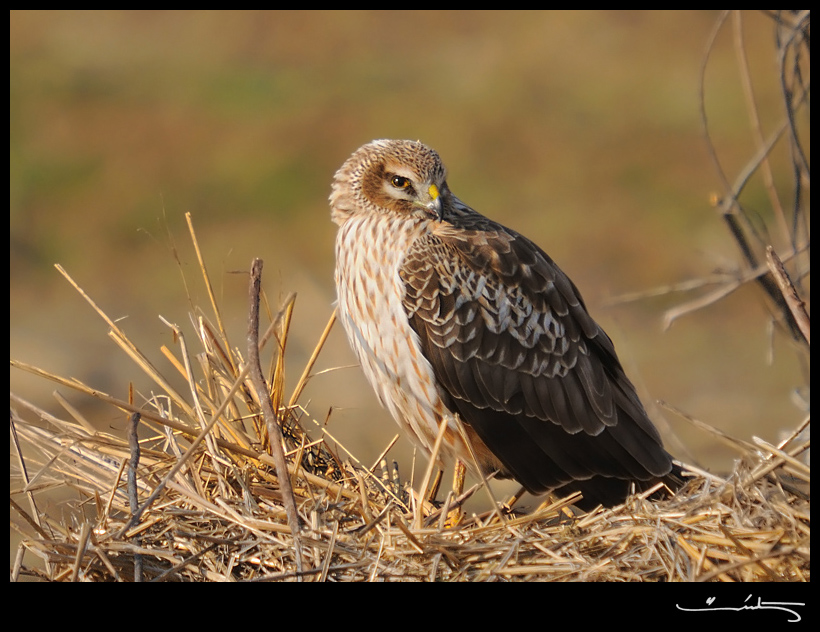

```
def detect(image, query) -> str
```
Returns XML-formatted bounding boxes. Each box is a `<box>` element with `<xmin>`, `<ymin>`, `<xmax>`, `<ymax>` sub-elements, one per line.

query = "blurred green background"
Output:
<box><xmin>10</xmin><ymin>10</ymin><xmax>805</xmax><ymax>480</ymax></box>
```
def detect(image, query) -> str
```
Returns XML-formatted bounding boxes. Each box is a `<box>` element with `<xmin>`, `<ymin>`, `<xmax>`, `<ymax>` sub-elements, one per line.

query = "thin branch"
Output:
<box><xmin>766</xmin><ymin>246</ymin><xmax>810</xmax><ymax>347</ymax></box>
<box><xmin>126</xmin><ymin>412</ymin><xmax>143</xmax><ymax>582</ymax></box>
<box><xmin>246</xmin><ymin>259</ymin><xmax>303</xmax><ymax>575</ymax></box>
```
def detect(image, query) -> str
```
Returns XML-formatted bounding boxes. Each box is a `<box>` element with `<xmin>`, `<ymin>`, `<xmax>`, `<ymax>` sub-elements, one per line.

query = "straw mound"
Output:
<box><xmin>9</xmin><ymin>248</ymin><xmax>809</xmax><ymax>582</ymax></box>
<box><xmin>9</xmin><ymin>394</ymin><xmax>811</xmax><ymax>582</ymax></box>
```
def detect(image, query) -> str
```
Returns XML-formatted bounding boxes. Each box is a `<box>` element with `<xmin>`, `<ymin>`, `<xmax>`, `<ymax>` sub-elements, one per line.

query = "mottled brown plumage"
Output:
<box><xmin>331</xmin><ymin>139</ymin><xmax>680</xmax><ymax>509</ymax></box>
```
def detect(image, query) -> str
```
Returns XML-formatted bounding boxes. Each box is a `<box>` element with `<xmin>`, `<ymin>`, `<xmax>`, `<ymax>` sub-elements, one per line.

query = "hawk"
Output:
<box><xmin>330</xmin><ymin>139</ymin><xmax>681</xmax><ymax>509</ymax></box>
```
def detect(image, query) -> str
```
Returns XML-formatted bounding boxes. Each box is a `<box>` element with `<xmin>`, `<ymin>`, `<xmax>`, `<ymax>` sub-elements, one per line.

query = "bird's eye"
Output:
<box><xmin>390</xmin><ymin>175</ymin><xmax>411</xmax><ymax>190</ymax></box>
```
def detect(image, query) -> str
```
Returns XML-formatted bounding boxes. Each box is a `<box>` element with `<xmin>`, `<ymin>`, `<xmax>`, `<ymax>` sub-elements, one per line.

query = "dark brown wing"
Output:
<box><xmin>400</xmin><ymin>207</ymin><xmax>675</xmax><ymax>508</ymax></box>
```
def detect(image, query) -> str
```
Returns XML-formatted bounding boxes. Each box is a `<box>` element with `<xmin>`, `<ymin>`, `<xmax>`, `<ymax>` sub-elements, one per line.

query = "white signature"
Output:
<box><xmin>677</xmin><ymin>595</ymin><xmax>804</xmax><ymax>623</ymax></box>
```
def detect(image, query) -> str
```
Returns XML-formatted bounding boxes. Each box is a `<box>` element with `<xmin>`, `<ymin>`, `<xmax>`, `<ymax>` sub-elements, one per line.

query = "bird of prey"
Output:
<box><xmin>330</xmin><ymin>139</ymin><xmax>681</xmax><ymax>509</ymax></box>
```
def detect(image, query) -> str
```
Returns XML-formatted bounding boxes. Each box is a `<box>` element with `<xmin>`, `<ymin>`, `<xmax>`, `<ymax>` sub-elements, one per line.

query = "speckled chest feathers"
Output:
<box><xmin>334</xmin><ymin>213</ymin><xmax>485</xmax><ymax>467</ymax></box>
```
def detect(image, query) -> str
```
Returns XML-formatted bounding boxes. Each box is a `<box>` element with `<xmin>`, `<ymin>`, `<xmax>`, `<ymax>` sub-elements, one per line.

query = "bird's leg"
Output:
<box><xmin>453</xmin><ymin>459</ymin><xmax>466</xmax><ymax>496</ymax></box>
<box><xmin>446</xmin><ymin>459</ymin><xmax>467</xmax><ymax>527</ymax></box>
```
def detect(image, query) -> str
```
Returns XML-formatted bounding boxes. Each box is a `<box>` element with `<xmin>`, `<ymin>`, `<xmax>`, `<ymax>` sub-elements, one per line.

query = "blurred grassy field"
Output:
<box><xmin>10</xmin><ymin>10</ymin><xmax>805</xmax><ymax>479</ymax></box>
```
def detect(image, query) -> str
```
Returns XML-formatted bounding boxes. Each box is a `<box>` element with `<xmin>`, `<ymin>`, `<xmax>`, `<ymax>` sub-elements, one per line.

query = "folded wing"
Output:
<box><xmin>400</xmin><ymin>211</ymin><xmax>674</xmax><ymax>507</ymax></box>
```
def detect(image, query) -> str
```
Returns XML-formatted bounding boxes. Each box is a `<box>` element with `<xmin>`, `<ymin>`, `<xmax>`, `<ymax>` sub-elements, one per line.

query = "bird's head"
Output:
<box><xmin>331</xmin><ymin>139</ymin><xmax>449</xmax><ymax>225</ymax></box>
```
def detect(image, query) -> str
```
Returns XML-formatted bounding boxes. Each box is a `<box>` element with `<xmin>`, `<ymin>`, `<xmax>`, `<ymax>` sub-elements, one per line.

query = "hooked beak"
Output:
<box><xmin>426</xmin><ymin>184</ymin><xmax>443</xmax><ymax>221</ymax></box>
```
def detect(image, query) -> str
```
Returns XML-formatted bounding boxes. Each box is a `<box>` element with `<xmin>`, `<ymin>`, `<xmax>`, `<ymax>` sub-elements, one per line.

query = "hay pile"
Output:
<box><xmin>10</xmin><ymin>224</ymin><xmax>809</xmax><ymax>581</ymax></box>
<box><xmin>9</xmin><ymin>388</ymin><xmax>811</xmax><ymax>582</ymax></box>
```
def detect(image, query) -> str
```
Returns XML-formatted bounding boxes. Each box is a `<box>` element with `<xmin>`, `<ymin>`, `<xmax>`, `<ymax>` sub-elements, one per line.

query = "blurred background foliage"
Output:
<box><xmin>10</xmin><ymin>10</ymin><xmax>806</xmax><ymax>478</ymax></box>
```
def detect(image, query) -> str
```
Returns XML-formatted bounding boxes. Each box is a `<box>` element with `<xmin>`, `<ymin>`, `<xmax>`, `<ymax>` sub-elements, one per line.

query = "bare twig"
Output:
<box><xmin>246</xmin><ymin>259</ymin><xmax>303</xmax><ymax>574</ymax></box>
<box><xmin>766</xmin><ymin>246</ymin><xmax>810</xmax><ymax>347</ymax></box>
<box><xmin>126</xmin><ymin>412</ymin><xmax>143</xmax><ymax>582</ymax></box>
